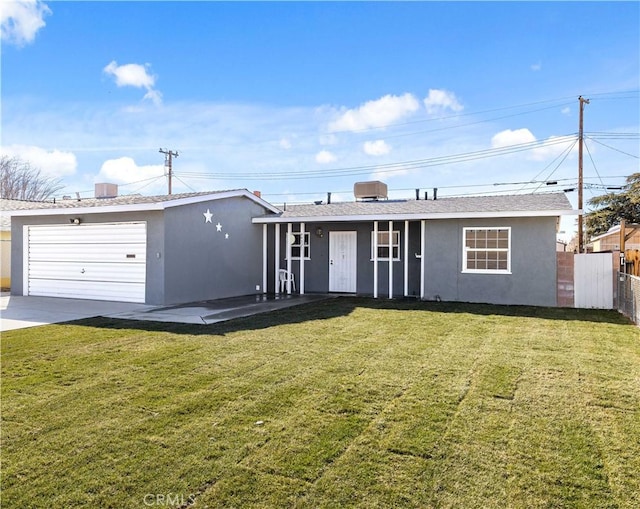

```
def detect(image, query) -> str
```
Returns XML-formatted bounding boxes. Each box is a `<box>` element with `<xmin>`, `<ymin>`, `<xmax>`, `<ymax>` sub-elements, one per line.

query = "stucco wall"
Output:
<box><xmin>271</xmin><ymin>216</ymin><xmax>558</xmax><ymax>307</ymax></box>
<box><xmin>163</xmin><ymin>197</ymin><xmax>267</xmax><ymax>305</ymax></box>
<box><xmin>423</xmin><ymin>217</ymin><xmax>558</xmax><ymax>307</ymax></box>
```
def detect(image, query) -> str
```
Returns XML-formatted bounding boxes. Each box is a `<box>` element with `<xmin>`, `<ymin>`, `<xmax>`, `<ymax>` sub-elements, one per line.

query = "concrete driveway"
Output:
<box><xmin>1</xmin><ymin>293</ymin><xmax>332</xmax><ymax>332</ymax></box>
<box><xmin>0</xmin><ymin>293</ymin><xmax>155</xmax><ymax>332</ymax></box>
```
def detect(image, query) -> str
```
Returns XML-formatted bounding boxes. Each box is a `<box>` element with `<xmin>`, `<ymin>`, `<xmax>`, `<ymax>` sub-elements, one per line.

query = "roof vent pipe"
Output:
<box><xmin>415</xmin><ymin>188</ymin><xmax>420</xmax><ymax>200</ymax></box>
<box><xmin>327</xmin><ymin>192</ymin><xmax>331</xmax><ymax>204</ymax></box>
<box><xmin>433</xmin><ymin>188</ymin><xmax>438</xmax><ymax>200</ymax></box>
<box><xmin>424</xmin><ymin>191</ymin><xmax>428</xmax><ymax>200</ymax></box>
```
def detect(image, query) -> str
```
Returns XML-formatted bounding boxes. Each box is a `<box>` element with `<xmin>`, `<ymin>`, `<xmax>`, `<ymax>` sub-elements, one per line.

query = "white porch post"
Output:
<box><xmin>373</xmin><ymin>221</ymin><xmax>379</xmax><ymax>298</ymax></box>
<box><xmin>388</xmin><ymin>220</ymin><xmax>393</xmax><ymax>299</ymax></box>
<box><xmin>286</xmin><ymin>222</ymin><xmax>293</xmax><ymax>294</ymax></box>
<box><xmin>299</xmin><ymin>222</ymin><xmax>305</xmax><ymax>295</ymax></box>
<box><xmin>262</xmin><ymin>224</ymin><xmax>267</xmax><ymax>294</ymax></box>
<box><xmin>420</xmin><ymin>220</ymin><xmax>426</xmax><ymax>300</ymax></box>
<box><xmin>404</xmin><ymin>220</ymin><xmax>409</xmax><ymax>297</ymax></box>
<box><xmin>275</xmin><ymin>223</ymin><xmax>280</xmax><ymax>295</ymax></box>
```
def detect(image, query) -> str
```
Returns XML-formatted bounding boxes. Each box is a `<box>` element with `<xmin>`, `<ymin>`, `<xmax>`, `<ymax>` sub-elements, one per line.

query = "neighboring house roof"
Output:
<box><xmin>1</xmin><ymin>198</ymin><xmax>57</xmax><ymax>230</ymax></box>
<box><xmin>589</xmin><ymin>223</ymin><xmax>640</xmax><ymax>242</ymax></box>
<box><xmin>589</xmin><ymin>223</ymin><xmax>640</xmax><ymax>251</ymax></box>
<box><xmin>5</xmin><ymin>189</ymin><xmax>280</xmax><ymax>218</ymax></box>
<box><xmin>253</xmin><ymin>192</ymin><xmax>576</xmax><ymax>224</ymax></box>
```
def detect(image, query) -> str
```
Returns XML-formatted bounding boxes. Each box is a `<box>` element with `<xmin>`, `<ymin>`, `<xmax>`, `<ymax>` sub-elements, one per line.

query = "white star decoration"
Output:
<box><xmin>202</xmin><ymin>210</ymin><xmax>229</xmax><ymax>239</ymax></box>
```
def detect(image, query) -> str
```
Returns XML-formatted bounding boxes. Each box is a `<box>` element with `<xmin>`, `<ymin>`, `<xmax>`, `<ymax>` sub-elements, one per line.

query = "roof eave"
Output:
<box><xmin>7</xmin><ymin>189</ymin><xmax>280</xmax><ymax>217</ymax></box>
<box><xmin>252</xmin><ymin>209</ymin><xmax>578</xmax><ymax>224</ymax></box>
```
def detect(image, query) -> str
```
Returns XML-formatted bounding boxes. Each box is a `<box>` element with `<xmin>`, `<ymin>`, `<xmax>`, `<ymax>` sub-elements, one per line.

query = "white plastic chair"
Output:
<box><xmin>279</xmin><ymin>269</ymin><xmax>296</xmax><ymax>292</ymax></box>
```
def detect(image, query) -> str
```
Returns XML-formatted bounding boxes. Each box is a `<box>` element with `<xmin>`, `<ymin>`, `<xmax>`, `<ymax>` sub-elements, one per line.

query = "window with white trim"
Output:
<box><xmin>463</xmin><ymin>227</ymin><xmax>511</xmax><ymax>273</ymax></box>
<box><xmin>289</xmin><ymin>232</ymin><xmax>310</xmax><ymax>260</ymax></box>
<box><xmin>371</xmin><ymin>230</ymin><xmax>400</xmax><ymax>261</ymax></box>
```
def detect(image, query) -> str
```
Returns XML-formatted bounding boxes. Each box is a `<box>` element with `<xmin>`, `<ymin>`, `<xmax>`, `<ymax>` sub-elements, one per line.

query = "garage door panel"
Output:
<box><xmin>26</xmin><ymin>222</ymin><xmax>147</xmax><ymax>303</ymax></box>
<box><xmin>28</xmin><ymin>261</ymin><xmax>146</xmax><ymax>283</ymax></box>
<box><xmin>29</xmin><ymin>279</ymin><xmax>146</xmax><ymax>303</ymax></box>
<box><xmin>28</xmin><ymin>224</ymin><xmax>147</xmax><ymax>244</ymax></box>
<box><xmin>28</xmin><ymin>244</ymin><xmax>146</xmax><ymax>263</ymax></box>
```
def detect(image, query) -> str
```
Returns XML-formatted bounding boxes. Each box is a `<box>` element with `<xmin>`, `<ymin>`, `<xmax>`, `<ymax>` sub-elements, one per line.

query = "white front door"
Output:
<box><xmin>329</xmin><ymin>231</ymin><xmax>357</xmax><ymax>293</ymax></box>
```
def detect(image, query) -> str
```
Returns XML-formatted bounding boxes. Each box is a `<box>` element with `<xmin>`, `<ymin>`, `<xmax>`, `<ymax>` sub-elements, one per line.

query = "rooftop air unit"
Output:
<box><xmin>354</xmin><ymin>181</ymin><xmax>388</xmax><ymax>201</ymax></box>
<box><xmin>95</xmin><ymin>183</ymin><xmax>118</xmax><ymax>199</ymax></box>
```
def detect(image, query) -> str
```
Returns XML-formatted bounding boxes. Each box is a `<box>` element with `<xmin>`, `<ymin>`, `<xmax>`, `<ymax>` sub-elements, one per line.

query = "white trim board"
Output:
<box><xmin>252</xmin><ymin>209</ymin><xmax>578</xmax><ymax>224</ymax></box>
<box><xmin>10</xmin><ymin>190</ymin><xmax>280</xmax><ymax>217</ymax></box>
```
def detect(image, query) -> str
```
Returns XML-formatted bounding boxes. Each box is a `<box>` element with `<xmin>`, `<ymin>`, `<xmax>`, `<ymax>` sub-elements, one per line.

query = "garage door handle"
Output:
<box><xmin>81</xmin><ymin>268</ymin><xmax>85</xmax><ymax>274</ymax></box>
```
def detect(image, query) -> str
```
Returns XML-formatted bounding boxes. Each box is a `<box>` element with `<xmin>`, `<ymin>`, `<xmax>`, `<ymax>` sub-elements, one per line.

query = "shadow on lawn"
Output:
<box><xmin>70</xmin><ymin>296</ymin><xmax>634</xmax><ymax>336</ymax></box>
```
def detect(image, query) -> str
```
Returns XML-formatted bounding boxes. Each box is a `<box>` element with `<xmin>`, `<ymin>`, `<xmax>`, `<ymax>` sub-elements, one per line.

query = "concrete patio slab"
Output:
<box><xmin>1</xmin><ymin>293</ymin><xmax>334</xmax><ymax>331</ymax></box>
<box><xmin>107</xmin><ymin>294</ymin><xmax>333</xmax><ymax>325</ymax></box>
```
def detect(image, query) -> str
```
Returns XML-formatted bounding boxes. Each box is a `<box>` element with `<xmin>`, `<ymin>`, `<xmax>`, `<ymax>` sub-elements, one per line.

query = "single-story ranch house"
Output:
<box><xmin>9</xmin><ymin>189</ymin><xmax>279</xmax><ymax>304</ymax></box>
<box><xmin>8</xmin><ymin>185</ymin><xmax>575</xmax><ymax>307</ymax></box>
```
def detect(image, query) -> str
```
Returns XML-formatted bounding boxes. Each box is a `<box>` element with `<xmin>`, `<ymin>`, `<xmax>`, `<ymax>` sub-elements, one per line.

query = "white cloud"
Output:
<box><xmin>531</xmin><ymin>62</ymin><xmax>542</xmax><ymax>71</ymax></box>
<box><xmin>363</xmin><ymin>140</ymin><xmax>391</xmax><ymax>156</ymax></box>
<box><xmin>96</xmin><ymin>157</ymin><xmax>164</xmax><ymax>185</ymax></box>
<box><xmin>423</xmin><ymin>89</ymin><xmax>464</xmax><ymax>115</ymax></box>
<box><xmin>561</xmin><ymin>106</ymin><xmax>571</xmax><ymax>115</ymax></box>
<box><xmin>328</xmin><ymin>93</ymin><xmax>420</xmax><ymax>132</ymax></box>
<box><xmin>1</xmin><ymin>144</ymin><xmax>76</xmax><ymax>177</ymax></box>
<box><xmin>103</xmin><ymin>61</ymin><xmax>162</xmax><ymax>105</ymax></box>
<box><xmin>315</xmin><ymin>150</ymin><xmax>337</xmax><ymax>164</ymax></box>
<box><xmin>491</xmin><ymin>129</ymin><xmax>576</xmax><ymax>161</ymax></box>
<box><xmin>370</xmin><ymin>166</ymin><xmax>409</xmax><ymax>182</ymax></box>
<box><xmin>491</xmin><ymin>128</ymin><xmax>536</xmax><ymax>148</ymax></box>
<box><xmin>0</xmin><ymin>0</ymin><xmax>50</xmax><ymax>47</ymax></box>
<box><xmin>142</xmin><ymin>89</ymin><xmax>163</xmax><ymax>106</ymax></box>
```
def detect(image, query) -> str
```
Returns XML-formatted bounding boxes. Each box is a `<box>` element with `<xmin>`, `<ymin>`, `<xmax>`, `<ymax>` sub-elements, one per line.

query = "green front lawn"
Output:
<box><xmin>2</xmin><ymin>298</ymin><xmax>639</xmax><ymax>508</ymax></box>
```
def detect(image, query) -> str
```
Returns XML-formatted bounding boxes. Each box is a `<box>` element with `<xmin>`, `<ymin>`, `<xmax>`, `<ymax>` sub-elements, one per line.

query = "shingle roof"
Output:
<box><xmin>2</xmin><ymin>191</ymin><xmax>229</xmax><ymax>211</ymax></box>
<box><xmin>1</xmin><ymin>198</ymin><xmax>59</xmax><ymax>230</ymax></box>
<box><xmin>256</xmin><ymin>193</ymin><xmax>575</xmax><ymax>223</ymax></box>
<box><xmin>285</xmin><ymin>193</ymin><xmax>571</xmax><ymax>216</ymax></box>
<box><xmin>3</xmin><ymin>189</ymin><xmax>280</xmax><ymax>223</ymax></box>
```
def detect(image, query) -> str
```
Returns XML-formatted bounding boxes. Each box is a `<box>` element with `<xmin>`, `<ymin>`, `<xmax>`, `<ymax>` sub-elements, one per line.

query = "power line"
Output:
<box><xmin>176</xmin><ymin>135</ymin><xmax>578</xmax><ymax>181</ymax></box>
<box><xmin>585</xmin><ymin>137</ymin><xmax>639</xmax><ymax>159</ymax></box>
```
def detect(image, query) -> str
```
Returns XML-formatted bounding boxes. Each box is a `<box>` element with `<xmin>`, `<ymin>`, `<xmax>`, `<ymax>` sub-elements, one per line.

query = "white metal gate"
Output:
<box><xmin>574</xmin><ymin>253</ymin><xmax>613</xmax><ymax>309</ymax></box>
<box><xmin>329</xmin><ymin>231</ymin><xmax>357</xmax><ymax>293</ymax></box>
<box><xmin>24</xmin><ymin>222</ymin><xmax>147</xmax><ymax>303</ymax></box>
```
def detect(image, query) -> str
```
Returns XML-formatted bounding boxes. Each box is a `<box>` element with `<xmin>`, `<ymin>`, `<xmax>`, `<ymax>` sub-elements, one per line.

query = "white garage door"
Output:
<box><xmin>25</xmin><ymin>222</ymin><xmax>147</xmax><ymax>303</ymax></box>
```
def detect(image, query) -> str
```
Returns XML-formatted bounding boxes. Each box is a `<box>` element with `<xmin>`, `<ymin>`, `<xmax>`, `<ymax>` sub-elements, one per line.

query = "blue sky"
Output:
<box><xmin>2</xmin><ymin>1</ymin><xmax>639</xmax><ymax>238</ymax></box>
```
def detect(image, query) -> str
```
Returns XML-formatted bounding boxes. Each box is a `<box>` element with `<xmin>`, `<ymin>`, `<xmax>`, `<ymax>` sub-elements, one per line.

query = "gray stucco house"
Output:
<box><xmin>9</xmin><ymin>190</ymin><xmax>279</xmax><ymax>304</ymax></box>
<box><xmin>8</xmin><ymin>187</ymin><xmax>575</xmax><ymax>308</ymax></box>
<box><xmin>254</xmin><ymin>192</ymin><xmax>575</xmax><ymax>307</ymax></box>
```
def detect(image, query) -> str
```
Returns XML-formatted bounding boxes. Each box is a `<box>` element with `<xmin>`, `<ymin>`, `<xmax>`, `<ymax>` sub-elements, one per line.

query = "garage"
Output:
<box><xmin>25</xmin><ymin>222</ymin><xmax>147</xmax><ymax>303</ymax></box>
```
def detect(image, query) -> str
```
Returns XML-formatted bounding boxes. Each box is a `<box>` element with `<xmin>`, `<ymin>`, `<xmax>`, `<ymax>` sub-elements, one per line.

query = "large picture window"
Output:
<box><xmin>289</xmin><ymin>232</ymin><xmax>310</xmax><ymax>260</ymax></box>
<box><xmin>371</xmin><ymin>230</ymin><xmax>400</xmax><ymax>261</ymax></box>
<box><xmin>463</xmin><ymin>227</ymin><xmax>511</xmax><ymax>273</ymax></box>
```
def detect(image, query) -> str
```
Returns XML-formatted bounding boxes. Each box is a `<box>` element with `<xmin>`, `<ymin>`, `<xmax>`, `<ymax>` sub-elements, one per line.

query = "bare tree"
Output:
<box><xmin>0</xmin><ymin>155</ymin><xmax>64</xmax><ymax>201</ymax></box>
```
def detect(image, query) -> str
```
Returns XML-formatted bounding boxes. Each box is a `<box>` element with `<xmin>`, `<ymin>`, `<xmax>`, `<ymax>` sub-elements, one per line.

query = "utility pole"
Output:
<box><xmin>159</xmin><ymin>148</ymin><xmax>179</xmax><ymax>195</ymax></box>
<box><xmin>577</xmin><ymin>96</ymin><xmax>590</xmax><ymax>253</ymax></box>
